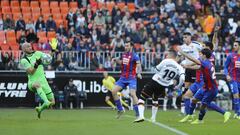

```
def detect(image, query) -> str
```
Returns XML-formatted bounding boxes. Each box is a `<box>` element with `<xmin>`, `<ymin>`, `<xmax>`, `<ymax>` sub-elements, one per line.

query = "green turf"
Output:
<box><xmin>0</xmin><ymin>109</ymin><xmax>239</xmax><ymax>135</ymax></box>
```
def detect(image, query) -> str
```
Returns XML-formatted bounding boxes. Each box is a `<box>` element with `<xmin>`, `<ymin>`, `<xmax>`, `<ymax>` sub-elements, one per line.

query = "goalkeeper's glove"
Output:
<box><xmin>34</xmin><ymin>58</ymin><xmax>42</xmax><ymax>69</ymax></box>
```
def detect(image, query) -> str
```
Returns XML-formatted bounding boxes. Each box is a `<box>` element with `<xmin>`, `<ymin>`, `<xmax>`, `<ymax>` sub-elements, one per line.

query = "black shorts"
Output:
<box><xmin>141</xmin><ymin>80</ymin><xmax>166</xmax><ymax>101</ymax></box>
<box><xmin>106</xmin><ymin>91</ymin><xmax>112</xmax><ymax>97</ymax></box>
<box><xmin>185</xmin><ymin>69</ymin><xmax>196</xmax><ymax>83</ymax></box>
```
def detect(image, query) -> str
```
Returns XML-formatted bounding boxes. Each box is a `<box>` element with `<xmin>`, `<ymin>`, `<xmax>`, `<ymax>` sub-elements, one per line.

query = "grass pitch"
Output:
<box><xmin>0</xmin><ymin>108</ymin><xmax>239</xmax><ymax>135</ymax></box>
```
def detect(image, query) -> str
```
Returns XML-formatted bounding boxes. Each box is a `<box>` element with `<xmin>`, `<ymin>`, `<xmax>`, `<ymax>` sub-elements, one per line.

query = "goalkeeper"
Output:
<box><xmin>20</xmin><ymin>43</ymin><xmax>55</xmax><ymax>119</ymax></box>
<box><xmin>102</xmin><ymin>71</ymin><xmax>129</xmax><ymax>110</ymax></box>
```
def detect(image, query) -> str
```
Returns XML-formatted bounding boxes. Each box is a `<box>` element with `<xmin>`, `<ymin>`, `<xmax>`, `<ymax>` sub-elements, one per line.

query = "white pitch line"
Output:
<box><xmin>125</xmin><ymin>115</ymin><xmax>188</xmax><ymax>135</ymax></box>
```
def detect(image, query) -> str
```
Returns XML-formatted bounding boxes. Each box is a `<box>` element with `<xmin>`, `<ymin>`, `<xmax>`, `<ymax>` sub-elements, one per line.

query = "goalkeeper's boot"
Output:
<box><xmin>35</xmin><ymin>107</ymin><xmax>42</xmax><ymax>119</ymax></box>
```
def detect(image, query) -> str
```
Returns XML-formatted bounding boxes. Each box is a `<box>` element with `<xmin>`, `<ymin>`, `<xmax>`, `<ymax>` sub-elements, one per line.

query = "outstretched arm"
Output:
<box><xmin>177</xmin><ymin>47</ymin><xmax>201</xmax><ymax>65</ymax></box>
<box><xmin>136</xmin><ymin>60</ymin><xmax>142</xmax><ymax>79</ymax></box>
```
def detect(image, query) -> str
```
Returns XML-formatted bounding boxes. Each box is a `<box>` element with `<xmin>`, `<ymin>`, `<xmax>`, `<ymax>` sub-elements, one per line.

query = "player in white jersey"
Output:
<box><xmin>180</xmin><ymin>32</ymin><xmax>203</xmax><ymax>115</ymax></box>
<box><xmin>134</xmin><ymin>50</ymin><xmax>185</xmax><ymax>123</ymax></box>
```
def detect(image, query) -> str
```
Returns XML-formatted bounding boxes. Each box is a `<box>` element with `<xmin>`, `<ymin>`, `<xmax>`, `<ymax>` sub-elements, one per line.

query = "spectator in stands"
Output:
<box><xmin>56</xmin><ymin>62</ymin><xmax>67</xmax><ymax>71</ymax></box>
<box><xmin>1</xmin><ymin>52</ymin><xmax>16</xmax><ymax>70</ymax></box>
<box><xmin>26</xmin><ymin>28</ymin><xmax>38</xmax><ymax>43</ymax></box>
<box><xmin>96</xmin><ymin>64</ymin><xmax>105</xmax><ymax>72</ymax></box>
<box><xmin>66</xmin><ymin>9</ymin><xmax>75</xmax><ymax>28</ymax></box>
<box><xmin>3</xmin><ymin>14</ymin><xmax>15</xmax><ymax>30</ymax></box>
<box><xmin>111</xmin><ymin>34</ymin><xmax>124</xmax><ymax>51</ymax></box>
<box><xmin>64</xmin><ymin>79</ymin><xmax>79</xmax><ymax>109</ymax></box>
<box><xmin>18</xmin><ymin>31</ymin><xmax>27</xmax><ymax>46</ymax></box>
<box><xmin>35</xmin><ymin>16</ymin><xmax>46</xmax><ymax>32</ymax></box>
<box><xmin>99</xmin><ymin>28</ymin><xmax>109</xmax><ymax>45</ymax></box>
<box><xmin>76</xmin><ymin>23</ymin><xmax>89</xmax><ymax>36</ymax></box>
<box><xmin>15</xmin><ymin>15</ymin><xmax>25</xmax><ymax>31</ymax></box>
<box><xmin>57</xmin><ymin>23</ymin><xmax>68</xmax><ymax>37</ymax></box>
<box><xmin>25</xmin><ymin>19</ymin><xmax>35</xmax><ymax>32</ymax></box>
<box><xmin>0</xmin><ymin>15</ymin><xmax>3</xmax><ymax>30</ymax></box>
<box><xmin>68</xmin><ymin>26</ymin><xmax>76</xmax><ymax>38</ymax></box>
<box><xmin>75</xmin><ymin>12</ymin><xmax>86</xmax><ymax>29</ymax></box>
<box><xmin>104</xmin><ymin>55</ymin><xmax>112</xmax><ymax>71</ymax></box>
<box><xmin>94</xmin><ymin>11</ymin><xmax>106</xmax><ymax>28</ymax></box>
<box><xmin>46</xmin><ymin>15</ymin><xmax>57</xmax><ymax>32</ymax></box>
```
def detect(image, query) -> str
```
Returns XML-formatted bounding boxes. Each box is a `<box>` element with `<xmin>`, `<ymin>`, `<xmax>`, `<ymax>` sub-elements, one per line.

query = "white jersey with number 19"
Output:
<box><xmin>152</xmin><ymin>59</ymin><xmax>185</xmax><ymax>87</ymax></box>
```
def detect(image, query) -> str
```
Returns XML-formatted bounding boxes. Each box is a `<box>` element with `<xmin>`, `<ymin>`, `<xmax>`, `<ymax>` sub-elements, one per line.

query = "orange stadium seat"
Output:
<box><xmin>117</xmin><ymin>2</ymin><xmax>126</xmax><ymax>10</ymax></box>
<box><xmin>2</xmin><ymin>7</ymin><xmax>11</xmax><ymax>14</ymax></box>
<box><xmin>55</xmin><ymin>19</ymin><xmax>63</xmax><ymax>28</ymax></box>
<box><xmin>61</xmin><ymin>8</ymin><xmax>69</xmax><ymax>17</ymax></box>
<box><xmin>13</xmin><ymin>13</ymin><xmax>22</xmax><ymax>21</ymax></box>
<box><xmin>51</xmin><ymin>8</ymin><xmax>60</xmax><ymax>14</ymax></box>
<box><xmin>41</xmin><ymin>7</ymin><xmax>51</xmax><ymax>15</ymax></box>
<box><xmin>16</xmin><ymin>31</ymin><xmax>22</xmax><ymax>39</ymax></box>
<box><xmin>32</xmin><ymin>7</ymin><xmax>41</xmax><ymax>15</ymax></box>
<box><xmin>50</xmin><ymin>1</ymin><xmax>58</xmax><ymax>8</ymax></box>
<box><xmin>30</xmin><ymin>1</ymin><xmax>39</xmax><ymax>8</ymax></box>
<box><xmin>1</xmin><ymin>45</ymin><xmax>10</xmax><ymax>51</ymax></box>
<box><xmin>53</xmin><ymin>14</ymin><xmax>62</xmax><ymax>20</ymax></box>
<box><xmin>37</xmin><ymin>31</ymin><xmax>47</xmax><ymax>38</ymax></box>
<box><xmin>11</xmin><ymin>1</ymin><xmax>20</xmax><ymax>7</ymax></box>
<box><xmin>47</xmin><ymin>31</ymin><xmax>56</xmax><ymax>40</ymax></box>
<box><xmin>32</xmin><ymin>13</ymin><xmax>41</xmax><ymax>22</ymax></box>
<box><xmin>69</xmin><ymin>2</ymin><xmax>78</xmax><ymax>8</ymax></box>
<box><xmin>10</xmin><ymin>44</ymin><xmax>20</xmax><ymax>50</ymax></box>
<box><xmin>39</xmin><ymin>37</ymin><xmax>48</xmax><ymax>43</ymax></box>
<box><xmin>40</xmin><ymin>1</ymin><xmax>49</xmax><ymax>8</ymax></box>
<box><xmin>43</xmin><ymin>14</ymin><xmax>51</xmax><ymax>21</ymax></box>
<box><xmin>0</xmin><ymin>31</ymin><xmax>6</xmax><ymax>44</ymax></box>
<box><xmin>23</xmin><ymin>13</ymin><xmax>32</xmax><ymax>21</ymax></box>
<box><xmin>60</xmin><ymin>1</ymin><xmax>68</xmax><ymax>9</ymax></box>
<box><xmin>127</xmin><ymin>3</ymin><xmax>135</xmax><ymax>13</ymax></box>
<box><xmin>98</xmin><ymin>2</ymin><xmax>106</xmax><ymax>9</ymax></box>
<box><xmin>11</xmin><ymin>7</ymin><xmax>21</xmax><ymax>14</ymax></box>
<box><xmin>21</xmin><ymin>1</ymin><xmax>29</xmax><ymax>8</ymax></box>
<box><xmin>6</xmin><ymin>30</ymin><xmax>16</xmax><ymax>38</ymax></box>
<box><xmin>1</xmin><ymin>1</ymin><xmax>10</xmax><ymax>7</ymax></box>
<box><xmin>21</xmin><ymin>7</ymin><xmax>31</xmax><ymax>14</ymax></box>
<box><xmin>106</xmin><ymin>2</ymin><xmax>115</xmax><ymax>12</ymax></box>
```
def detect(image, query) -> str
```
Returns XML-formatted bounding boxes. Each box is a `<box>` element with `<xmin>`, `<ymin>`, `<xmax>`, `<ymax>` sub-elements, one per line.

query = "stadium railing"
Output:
<box><xmin>0</xmin><ymin>51</ymin><xmax>227</xmax><ymax>71</ymax></box>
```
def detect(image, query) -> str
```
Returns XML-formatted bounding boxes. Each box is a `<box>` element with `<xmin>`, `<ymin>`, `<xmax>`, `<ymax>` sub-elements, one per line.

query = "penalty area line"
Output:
<box><xmin>125</xmin><ymin>115</ymin><xmax>188</xmax><ymax>135</ymax></box>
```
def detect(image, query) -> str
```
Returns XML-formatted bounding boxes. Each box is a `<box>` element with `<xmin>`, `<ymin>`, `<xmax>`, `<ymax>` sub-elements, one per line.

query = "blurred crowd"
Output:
<box><xmin>0</xmin><ymin>0</ymin><xmax>239</xmax><ymax>71</ymax></box>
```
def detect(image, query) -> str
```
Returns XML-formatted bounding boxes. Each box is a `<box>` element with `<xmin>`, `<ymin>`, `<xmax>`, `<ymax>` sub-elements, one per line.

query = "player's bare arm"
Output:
<box><xmin>136</xmin><ymin>60</ymin><xmax>142</xmax><ymax>79</ymax></box>
<box><xmin>178</xmin><ymin>47</ymin><xmax>201</xmax><ymax>65</ymax></box>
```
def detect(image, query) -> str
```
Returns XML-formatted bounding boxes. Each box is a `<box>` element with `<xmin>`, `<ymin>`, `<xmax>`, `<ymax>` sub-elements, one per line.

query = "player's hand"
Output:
<box><xmin>214</xmin><ymin>26</ymin><xmax>220</xmax><ymax>32</ymax></box>
<box><xmin>226</xmin><ymin>75</ymin><xmax>231</xmax><ymax>82</ymax></box>
<box><xmin>137</xmin><ymin>73</ymin><xmax>142</xmax><ymax>79</ymax></box>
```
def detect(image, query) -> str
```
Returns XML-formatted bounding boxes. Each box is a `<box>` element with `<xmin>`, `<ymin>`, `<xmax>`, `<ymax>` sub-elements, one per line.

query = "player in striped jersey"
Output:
<box><xmin>134</xmin><ymin>50</ymin><xmax>185</xmax><ymax>123</ymax></box>
<box><xmin>111</xmin><ymin>42</ymin><xmax>142</xmax><ymax>119</ymax></box>
<box><xmin>224</xmin><ymin>39</ymin><xmax>240</xmax><ymax>119</ymax></box>
<box><xmin>178</xmin><ymin>47</ymin><xmax>229</xmax><ymax>124</ymax></box>
<box><xmin>179</xmin><ymin>41</ymin><xmax>231</xmax><ymax>123</ymax></box>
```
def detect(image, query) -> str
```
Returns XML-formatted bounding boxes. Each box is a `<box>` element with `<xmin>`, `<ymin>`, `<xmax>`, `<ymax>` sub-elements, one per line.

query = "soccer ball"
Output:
<box><xmin>41</xmin><ymin>53</ymin><xmax>52</xmax><ymax>65</ymax></box>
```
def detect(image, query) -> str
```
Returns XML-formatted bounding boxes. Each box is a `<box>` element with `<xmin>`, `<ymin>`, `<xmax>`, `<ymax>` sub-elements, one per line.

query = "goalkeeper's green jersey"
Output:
<box><xmin>20</xmin><ymin>51</ymin><xmax>45</xmax><ymax>82</ymax></box>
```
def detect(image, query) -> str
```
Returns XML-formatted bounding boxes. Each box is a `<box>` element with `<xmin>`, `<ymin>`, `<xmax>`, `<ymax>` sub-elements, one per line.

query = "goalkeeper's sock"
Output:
<box><xmin>106</xmin><ymin>100</ymin><xmax>116</xmax><ymax>109</ymax></box>
<box><xmin>120</xmin><ymin>99</ymin><xmax>129</xmax><ymax>108</ymax></box>
<box><xmin>36</xmin><ymin>87</ymin><xmax>50</xmax><ymax>104</ymax></box>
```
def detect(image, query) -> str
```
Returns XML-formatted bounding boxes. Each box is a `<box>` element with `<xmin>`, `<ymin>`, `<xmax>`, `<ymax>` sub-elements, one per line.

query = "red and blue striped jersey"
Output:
<box><xmin>196</xmin><ymin>53</ymin><xmax>215</xmax><ymax>82</ymax></box>
<box><xmin>120</xmin><ymin>52</ymin><xmax>140</xmax><ymax>79</ymax></box>
<box><xmin>200</xmin><ymin>59</ymin><xmax>218</xmax><ymax>90</ymax></box>
<box><xmin>224</xmin><ymin>52</ymin><xmax>240</xmax><ymax>82</ymax></box>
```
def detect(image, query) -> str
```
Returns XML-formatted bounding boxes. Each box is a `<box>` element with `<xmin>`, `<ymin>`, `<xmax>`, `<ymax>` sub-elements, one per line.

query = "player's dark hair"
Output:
<box><xmin>204</xmin><ymin>41</ymin><xmax>214</xmax><ymax>51</ymax></box>
<box><xmin>126</xmin><ymin>41</ymin><xmax>134</xmax><ymax>47</ymax></box>
<box><xmin>201</xmin><ymin>48</ymin><xmax>212</xmax><ymax>59</ymax></box>
<box><xmin>168</xmin><ymin>49</ymin><xmax>178</xmax><ymax>58</ymax></box>
<box><xmin>183</xmin><ymin>32</ymin><xmax>192</xmax><ymax>36</ymax></box>
<box><xmin>234</xmin><ymin>39</ymin><xmax>240</xmax><ymax>45</ymax></box>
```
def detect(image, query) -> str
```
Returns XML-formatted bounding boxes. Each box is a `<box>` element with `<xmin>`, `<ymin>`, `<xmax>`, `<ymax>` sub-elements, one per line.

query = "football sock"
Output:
<box><xmin>115</xmin><ymin>99</ymin><xmax>124</xmax><ymax>111</ymax></box>
<box><xmin>189</xmin><ymin>102</ymin><xmax>196</xmax><ymax>115</ymax></box>
<box><xmin>233</xmin><ymin>98</ymin><xmax>240</xmax><ymax>115</ymax></box>
<box><xmin>184</xmin><ymin>98</ymin><xmax>190</xmax><ymax>115</ymax></box>
<box><xmin>199</xmin><ymin>109</ymin><xmax>206</xmax><ymax>120</ymax></box>
<box><xmin>120</xmin><ymin>99</ymin><xmax>129</xmax><ymax>108</ymax></box>
<box><xmin>151</xmin><ymin>100</ymin><xmax>158</xmax><ymax>120</ymax></box>
<box><xmin>36</xmin><ymin>87</ymin><xmax>49</xmax><ymax>104</ymax></box>
<box><xmin>138</xmin><ymin>99</ymin><xmax>145</xmax><ymax>118</ymax></box>
<box><xmin>208</xmin><ymin>102</ymin><xmax>225</xmax><ymax>115</ymax></box>
<box><xmin>106</xmin><ymin>100</ymin><xmax>116</xmax><ymax>109</ymax></box>
<box><xmin>133</xmin><ymin>104</ymin><xmax>139</xmax><ymax>117</ymax></box>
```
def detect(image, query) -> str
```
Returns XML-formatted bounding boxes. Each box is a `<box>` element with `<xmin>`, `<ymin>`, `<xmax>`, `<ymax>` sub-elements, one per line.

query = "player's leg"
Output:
<box><xmin>42</xmin><ymin>82</ymin><xmax>55</xmax><ymax>106</ymax></box>
<box><xmin>118</xmin><ymin>92</ymin><xmax>129</xmax><ymax>109</ymax></box>
<box><xmin>191</xmin><ymin>89</ymin><xmax>218</xmax><ymax>124</ymax></box>
<box><xmin>150</xmin><ymin>84</ymin><xmax>165</xmax><ymax>123</ymax></box>
<box><xmin>128</xmin><ymin>78</ymin><xmax>139</xmax><ymax>117</ymax></box>
<box><xmin>207</xmin><ymin>102</ymin><xmax>231</xmax><ymax>123</ymax></box>
<box><xmin>229</xmin><ymin>81</ymin><xmax>240</xmax><ymax>118</ymax></box>
<box><xmin>134</xmin><ymin>81</ymin><xmax>154</xmax><ymax>122</ymax></box>
<box><xmin>112</xmin><ymin>78</ymin><xmax>125</xmax><ymax>118</ymax></box>
<box><xmin>105</xmin><ymin>91</ymin><xmax>116</xmax><ymax>109</ymax></box>
<box><xmin>179</xmin><ymin>89</ymin><xmax>202</xmax><ymax>123</ymax></box>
